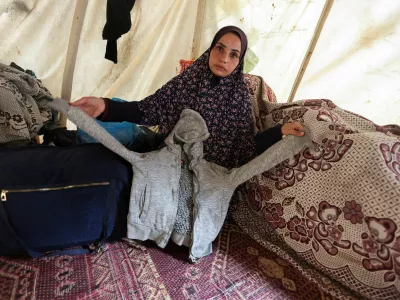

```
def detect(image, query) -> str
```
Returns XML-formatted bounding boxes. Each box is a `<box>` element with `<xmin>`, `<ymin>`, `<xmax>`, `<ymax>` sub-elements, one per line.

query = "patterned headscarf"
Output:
<box><xmin>210</xmin><ymin>26</ymin><xmax>248</xmax><ymax>65</ymax></box>
<box><xmin>138</xmin><ymin>26</ymin><xmax>255</xmax><ymax>169</ymax></box>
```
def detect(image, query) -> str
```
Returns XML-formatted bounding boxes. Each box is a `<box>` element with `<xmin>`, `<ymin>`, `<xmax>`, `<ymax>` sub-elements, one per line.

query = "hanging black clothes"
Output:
<box><xmin>102</xmin><ymin>0</ymin><xmax>136</xmax><ymax>63</ymax></box>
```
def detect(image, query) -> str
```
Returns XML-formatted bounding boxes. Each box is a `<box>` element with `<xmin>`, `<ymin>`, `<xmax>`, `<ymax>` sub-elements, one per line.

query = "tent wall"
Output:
<box><xmin>72</xmin><ymin>0</ymin><xmax>198</xmax><ymax>102</ymax></box>
<box><xmin>0</xmin><ymin>0</ymin><xmax>398</xmax><ymax>126</ymax></box>
<box><xmin>0</xmin><ymin>0</ymin><xmax>198</xmax><ymax>102</ymax></box>
<box><xmin>295</xmin><ymin>0</ymin><xmax>400</xmax><ymax>125</ymax></box>
<box><xmin>0</xmin><ymin>0</ymin><xmax>76</xmax><ymax>97</ymax></box>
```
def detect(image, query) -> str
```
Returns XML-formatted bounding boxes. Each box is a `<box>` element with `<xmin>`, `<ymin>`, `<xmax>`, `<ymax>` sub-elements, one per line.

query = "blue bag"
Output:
<box><xmin>76</xmin><ymin>98</ymin><xmax>140</xmax><ymax>147</ymax></box>
<box><xmin>0</xmin><ymin>144</ymin><xmax>132</xmax><ymax>257</ymax></box>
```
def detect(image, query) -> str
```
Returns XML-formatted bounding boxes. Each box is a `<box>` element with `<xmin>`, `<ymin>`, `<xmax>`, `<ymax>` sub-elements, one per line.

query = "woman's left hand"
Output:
<box><xmin>281</xmin><ymin>122</ymin><xmax>305</xmax><ymax>137</ymax></box>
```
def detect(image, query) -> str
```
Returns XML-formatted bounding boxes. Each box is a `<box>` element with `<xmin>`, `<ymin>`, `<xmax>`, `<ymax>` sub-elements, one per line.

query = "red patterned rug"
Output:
<box><xmin>0</xmin><ymin>223</ymin><xmax>335</xmax><ymax>300</ymax></box>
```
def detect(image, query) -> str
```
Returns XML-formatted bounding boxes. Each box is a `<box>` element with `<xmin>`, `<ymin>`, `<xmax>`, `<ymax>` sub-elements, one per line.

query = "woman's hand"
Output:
<box><xmin>70</xmin><ymin>97</ymin><xmax>105</xmax><ymax>118</ymax></box>
<box><xmin>281</xmin><ymin>122</ymin><xmax>305</xmax><ymax>137</ymax></box>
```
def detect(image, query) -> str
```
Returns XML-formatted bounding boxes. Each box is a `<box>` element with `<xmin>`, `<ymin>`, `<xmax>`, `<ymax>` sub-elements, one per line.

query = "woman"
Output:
<box><xmin>72</xmin><ymin>26</ymin><xmax>304</xmax><ymax>169</ymax></box>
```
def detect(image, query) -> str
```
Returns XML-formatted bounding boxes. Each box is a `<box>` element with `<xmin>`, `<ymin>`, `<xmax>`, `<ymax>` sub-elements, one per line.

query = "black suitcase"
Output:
<box><xmin>0</xmin><ymin>144</ymin><xmax>132</xmax><ymax>256</ymax></box>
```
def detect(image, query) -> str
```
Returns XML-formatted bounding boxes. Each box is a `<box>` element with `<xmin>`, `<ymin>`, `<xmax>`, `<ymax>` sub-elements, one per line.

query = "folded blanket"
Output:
<box><xmin>0</xmin><ymin>63</ymin><xmax>52</xmax><ymax>144</ymax></box>
<box><xmin>234</xmin><ymin>99</ymin><xmax>400</xmax><ymax>300</ymax></box>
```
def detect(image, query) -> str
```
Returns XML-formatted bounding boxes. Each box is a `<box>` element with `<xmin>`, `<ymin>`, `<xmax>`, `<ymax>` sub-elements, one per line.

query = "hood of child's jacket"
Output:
<box><xmin>164</xmin><ymin>109</ymin><xmax>210</xmax><ymax>147</ymax></box>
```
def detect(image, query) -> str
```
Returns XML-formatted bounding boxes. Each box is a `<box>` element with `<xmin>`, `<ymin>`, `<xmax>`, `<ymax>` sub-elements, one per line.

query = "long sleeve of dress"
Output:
<box><xmin>98</xmin><ymin>98</ymin><xmax>143</xmax><ymax>123</ymax></box>
<box><xmin>253</xmin><ymin>125</ymin><xmax>283</xmax><ymax>155</ymax></box>
<box><xmin>100</xmin><ymin>75</ymin><xmax>184</xmax><ymax>132</ymax></box>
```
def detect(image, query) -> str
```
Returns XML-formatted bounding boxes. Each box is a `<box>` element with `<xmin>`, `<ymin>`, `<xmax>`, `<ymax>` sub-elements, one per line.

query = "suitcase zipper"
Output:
<box><xmin>1</xmin><ymin>182</ymin><xmax>110</xmax><ymax>202</ymax></box>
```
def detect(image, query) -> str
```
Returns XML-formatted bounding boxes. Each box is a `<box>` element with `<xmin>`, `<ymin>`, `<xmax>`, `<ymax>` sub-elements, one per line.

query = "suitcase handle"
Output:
<box><xmin>0</xmin><ymin>180</ymin><xmax>116</xmax><ymax>257</ymax></box>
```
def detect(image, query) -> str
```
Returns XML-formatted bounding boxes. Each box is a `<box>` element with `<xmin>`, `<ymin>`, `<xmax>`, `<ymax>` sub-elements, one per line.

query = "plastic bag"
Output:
<box><xmin>76</xmin><ymin>98</ymin><xmax>140</xmax><ymax>146</ymax></box>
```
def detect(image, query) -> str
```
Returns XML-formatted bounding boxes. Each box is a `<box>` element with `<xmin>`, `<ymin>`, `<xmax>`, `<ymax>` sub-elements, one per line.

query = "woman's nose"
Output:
<box><xmin>219</xmin><ymin>54</ymin><xmax>228</xmax><ymax>64</ymax></box>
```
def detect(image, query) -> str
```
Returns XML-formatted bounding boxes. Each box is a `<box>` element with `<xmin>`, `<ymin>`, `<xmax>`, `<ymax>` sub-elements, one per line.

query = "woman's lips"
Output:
<box><xmin>215</xmin><ymin>65</ymin><xmax>226</xmax><ymax>72</ymax></box>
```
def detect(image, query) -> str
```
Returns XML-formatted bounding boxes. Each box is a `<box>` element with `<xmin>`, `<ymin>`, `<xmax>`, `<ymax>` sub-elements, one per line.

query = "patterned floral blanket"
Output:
<box><xmin>234</xmin><ymin>77</ymin><xmax>400</xmax><ymax>300</ymax></box>
<box><xmin>0</xmin><ymin>63</ymin><xmax>52</xmax><ymax>145</ymax></box>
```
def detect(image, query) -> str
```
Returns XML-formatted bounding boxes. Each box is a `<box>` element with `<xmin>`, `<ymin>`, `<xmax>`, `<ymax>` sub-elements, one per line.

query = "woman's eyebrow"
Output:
<box><xmin>217</xmin><ymin>42</ymin><xmax>241</xmax><ymax>54</ymax></box>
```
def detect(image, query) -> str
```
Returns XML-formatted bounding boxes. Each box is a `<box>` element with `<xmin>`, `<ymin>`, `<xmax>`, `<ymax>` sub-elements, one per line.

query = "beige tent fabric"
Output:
<box><xmin>72</xmin><ymin>0</ymin><xmax>199</xmax><ymax>102</ymax></box>
<box><xmin>1</xmin><ymin>1</ymin><xmax>399</xmax><ymax>127</ymax></box>
<box><xmin>0</xmin><ymin>0</ymin><xmax>198</xmax><ymax>105</ymax></box>
<box><xmin>0</xmin><ymin>1</ymin><xmax>76</xmax><ymax>97</ymax></box>
<box><xmin>296</xmin><ymin>0</ymin><xmax>400</xmax><ymax>126</ymax></box>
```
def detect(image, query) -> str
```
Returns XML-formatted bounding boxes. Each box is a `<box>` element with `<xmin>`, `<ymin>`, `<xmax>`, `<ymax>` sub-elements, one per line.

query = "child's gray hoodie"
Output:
<box><xmin>48</xmin><ymin>98</ymin><xmax>313</xmax><ymax>261</ymax></box>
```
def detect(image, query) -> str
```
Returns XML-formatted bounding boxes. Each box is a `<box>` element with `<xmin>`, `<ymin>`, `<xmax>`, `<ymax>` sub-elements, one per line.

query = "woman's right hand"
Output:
<box><xmin>70</xmin><ymin>97</ymin><xmax>105</xmax><ymax>118</ymax></box>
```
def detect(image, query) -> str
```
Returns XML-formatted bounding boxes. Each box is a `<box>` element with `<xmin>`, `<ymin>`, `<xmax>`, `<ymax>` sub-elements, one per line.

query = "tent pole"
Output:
<box><xmin>191</xmin><ymin>0</ymin><xmax>206</xmax><ymax>60</ymax></box>
<box><xmin>287</xmin><ymin>0</ymin><xmax>334</xmax><ymax>103</ymax></box>
<box><xmin>60</xmin><ymin>0</ymin><xmax>89</xmax><ymax>127</ymax></box>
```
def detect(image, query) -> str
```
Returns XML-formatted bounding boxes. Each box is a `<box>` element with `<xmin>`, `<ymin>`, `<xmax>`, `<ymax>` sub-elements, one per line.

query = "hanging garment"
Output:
<box><xmin>102</xmin><ymin>0</ymin><xmax>136</xmax><ymax>63</ymax></box>
<box><xmin>48</xmin><ymin>98</ymin><xmax>313</xmax><ymax>261</ymax></box>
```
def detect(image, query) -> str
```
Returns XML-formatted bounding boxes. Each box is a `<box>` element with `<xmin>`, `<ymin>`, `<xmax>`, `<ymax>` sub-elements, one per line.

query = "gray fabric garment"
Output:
<box><xmin>0</xmin><ymin>64</ymin><xmax>52</xmax><ymax>144</ymax></box>
<box><xmin>48</xmin><ymin>98</ymin><xmax>313</xmax><ymax>261</ymax></box>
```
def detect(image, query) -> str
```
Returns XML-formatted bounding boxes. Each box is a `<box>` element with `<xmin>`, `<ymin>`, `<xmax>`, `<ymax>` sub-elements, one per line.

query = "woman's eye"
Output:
<box><xmin>230</xmin><ymin>53</ymin><xmax>239</xmax><ymax>59</ymax></box>
<box><xmin>217</xmin><ymin>46</ymin><xmax>223</xmax><ymax>52</ymax></box>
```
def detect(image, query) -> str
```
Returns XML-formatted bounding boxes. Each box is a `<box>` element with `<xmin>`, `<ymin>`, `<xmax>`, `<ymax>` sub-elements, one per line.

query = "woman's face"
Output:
<box><xmin>208</xmin><ymin>32</ymin><xmax>242</xmax><ymax>77</ymax></box>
